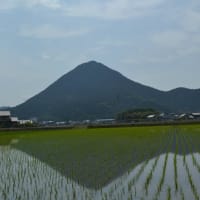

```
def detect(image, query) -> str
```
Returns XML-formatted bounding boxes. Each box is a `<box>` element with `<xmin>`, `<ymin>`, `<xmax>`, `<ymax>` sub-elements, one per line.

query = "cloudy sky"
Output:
<box><xmin>0</xmin><ymin>0</ymin><xmax>200</xmax><ymax>106</ymax></box>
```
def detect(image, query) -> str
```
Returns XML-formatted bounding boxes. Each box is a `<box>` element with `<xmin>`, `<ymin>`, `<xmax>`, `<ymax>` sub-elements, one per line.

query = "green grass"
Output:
<box><xmin>0</xmin><ymin>124</ymin><xmax>200</xmax><ymax>189</ymax></box>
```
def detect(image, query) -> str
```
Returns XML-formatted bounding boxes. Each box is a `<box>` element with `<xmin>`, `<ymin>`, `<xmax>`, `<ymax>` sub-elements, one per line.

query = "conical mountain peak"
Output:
<box><xmin>71</xmin><ymin>60</ymin><xmax>117</xmax><ymax>75</ymax></box>
<box><xmin>12</xmin><ymin>61</ymin><xmax>200</xmax><ymax>121</ymax></box>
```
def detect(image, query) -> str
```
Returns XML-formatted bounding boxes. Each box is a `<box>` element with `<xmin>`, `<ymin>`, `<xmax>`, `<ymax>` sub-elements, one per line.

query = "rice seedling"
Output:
<box><xmin>144</xmin><ymin>156</ymin><xmax>159</xmax><ymax>195</ymax></box>
<box><xmin>185</xmin><ymin>160</ymin><xmax>199</xmax><ymax>200</ymax></box>
<box><xmin>173</xmin><ymin>153</ymin><xmax>178</xmax><ymax>192</ymax></box>
<box><xmin>167</xmin><ymin>187</ymin><xmax>171</xmax><ymax>200</ymax></box>
<box><xmin>192</xmin><ymin>154</ymin><xmax>200</xmax><ymax>173</ymax></box>
<box><xmin>156</xmin><ymin>153</ymin><xmax>168</xmax><ymax>195</ymax></box>
<box><xmin>180</xmin><ymin>187</ymin><xmax>185</xmax><ymax>200</ymax></box>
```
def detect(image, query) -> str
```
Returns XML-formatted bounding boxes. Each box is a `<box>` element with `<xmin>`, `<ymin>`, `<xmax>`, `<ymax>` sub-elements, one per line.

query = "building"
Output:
<box><xmin>11</xmin><ymin>117</ymin><xmax>19</xmax><ymax>126</ymax></box>
<box><xmin>0</xmin><ymin>111</ymin><xmax>19</xmax><ymax>127</ymax></box>
<box><xmin>94</xmin><ymin>119</ymin><xmax>116</xmax><ymax>124</ymax></box>
<box><xmin>192</xmin><ymin>113</ymin><xmax>200</xmax><ymax>119</ymax></box>
<box><xmin>0</xmin><ymin>111</ymin><xmax>11</xmax><ymax>122</ymax></box>
<box><xmin>0</xmin><ymin>111</ymin><xmax>12</xmax><ymax>127</ymax></box>
<box><xmin>147</xmin><ymin>114</ymin><xmax>156</xmax><ymax>120</ymax></box>
<box><xmin>19</xmin><ymin>120</ymin><xmax>33</xmax><ymax>125</ymax></box>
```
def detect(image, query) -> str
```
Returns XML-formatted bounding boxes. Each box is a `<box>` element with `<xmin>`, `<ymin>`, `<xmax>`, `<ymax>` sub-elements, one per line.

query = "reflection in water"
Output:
<box><xmin>0</xmin><ymin>146</ymin><xmax>200</xmax><ymax>200</ymax></box>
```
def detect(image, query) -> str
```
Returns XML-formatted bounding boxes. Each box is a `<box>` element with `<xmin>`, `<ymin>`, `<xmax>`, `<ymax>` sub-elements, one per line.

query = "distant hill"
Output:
<box><xmin>0</xmin><ymin>107</ymin><xmax>10</xmax><ymax>111</ymax></box>
<box><xmin>12</xmin><ymin>61</ymin><xmax>200</xmax><ymax>120</ymax></box>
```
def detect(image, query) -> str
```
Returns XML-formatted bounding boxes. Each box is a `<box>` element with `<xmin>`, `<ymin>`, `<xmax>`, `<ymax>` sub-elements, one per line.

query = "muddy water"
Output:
<box><xmin>0</xmin><ymin>146</ymin><xmax>200</xmax><ymax>200</ymax></box>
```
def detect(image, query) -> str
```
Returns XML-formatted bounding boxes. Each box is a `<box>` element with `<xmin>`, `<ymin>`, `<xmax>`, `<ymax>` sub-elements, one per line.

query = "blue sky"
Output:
<box><xmin>0</xmin><ymin>0</ymin><xmax>200</xmax><ymax>106</ymax></box>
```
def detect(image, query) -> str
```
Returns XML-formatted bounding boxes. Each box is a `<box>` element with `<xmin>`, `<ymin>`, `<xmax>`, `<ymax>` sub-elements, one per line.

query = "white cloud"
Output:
<box><xmin>182</xmin><ymin>10</ymin><xmax>200</xmax><ymax>32</ymax></box>
<box><xmin>152</xmin><ymin>31</ymin><xmax>188</xmax><ymax>48</ymax></box>
<box><xmin>41</xmin><ymin>54</ymin><xmax>51</xmax><ymax>60</ymax></box>
<box><xmin>64</xmin><ymin>0</ymin><xmax>165</xmax><ymax>19</ymax></box>
<box><xmin>19</xmin><ymin>25</ymin><xmax>90</xmax><ymax>39</ymax></box>
<box><xmin>97</xmin><ymin>40</ymin><xmax>133</xmax><ymax>47</ymax></box>
<box><xmin>151</xmin><ymin>4</ymin><xmax>200</xmax><ymax>57</ymax></box>
<box><xmin>151</xmin><ymin>29</ymin><xmax>200</xmax><ymax>61</ymax></box>
<box><xmin>176</xmin><ymin>46</ymin><xmax>200</xmax><ymax>57</ymax></box>
<box><xmin>0</xmin><ymin>0</ymin><xmax>166</xmax><ymax>19</ymax></box>
<box><xmin>0</xmin><ymin>0</ymin><xmax>61</xmax><ymax>10</ymax></box>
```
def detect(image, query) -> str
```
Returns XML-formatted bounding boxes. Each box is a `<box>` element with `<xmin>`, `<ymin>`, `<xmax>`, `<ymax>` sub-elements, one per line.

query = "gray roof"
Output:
<box><xmin>192</xmin><ymin>113</ymin><xmax>200</xmax><ymax>116</ymax></box>
<box><xmin>0</xmin><ymin>111</ymin><xmax>11</xmax><ymax>117</ymax></box>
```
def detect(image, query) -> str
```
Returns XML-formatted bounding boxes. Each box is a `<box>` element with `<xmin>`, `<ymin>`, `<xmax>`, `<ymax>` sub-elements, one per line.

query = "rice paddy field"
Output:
<box><xmin>1</xmin><ymin>125</ymin><xmax>200</xmax><ymax>199</ymax></box>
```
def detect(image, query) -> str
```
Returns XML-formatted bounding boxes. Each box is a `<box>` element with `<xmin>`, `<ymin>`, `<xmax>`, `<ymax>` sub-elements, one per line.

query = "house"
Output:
<box><xmin>0</xmin><ymin>111</ymin><xmax>11</xmax><ymax>122</ymax></box>
<box><xmin>192</xmin><ymin>113</ymin><xmax>200</xmax><ymax>119</ymax></box>
<box><xmin>147</xmin><ymin>114</ymin><xmax>156</xmax><ymax>119</ymax></box>
<box><xmin>11</xmin><ymin>117</ymin><xmax>19</xmax><ymax>126</ymax></box>
<box><xmin>0</xmin><ymin>111</ymin><xmax>12</xmax><ymax>127</ymax></box>
<box><xmin>94</xmin><ymin>119</ymin><xmax>115</xmax><ymax>124</ymax></box>
<box><xmin>11</xmin><ymin>117</ymin><xmax>19</xmax><ymax>122</ymax></box>
<box><xmin>178</xmin><ymin>113</ymin><xmax>194</xmax><ymax>120</ymax></box>
<box><xmin>0</xmin><ymin>111</ymin><xmax>20</xmax><ymax>127</ymax></box>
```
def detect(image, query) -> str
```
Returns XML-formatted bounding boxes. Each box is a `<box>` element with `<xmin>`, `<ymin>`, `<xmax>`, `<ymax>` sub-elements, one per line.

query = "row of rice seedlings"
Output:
<box><xmin>121</xmin><ymin>159</ymin><xmax>150</xmax><ymax>199</ymax></box>
<box><xmin>171</xmin><ymin>128</ymin><xmax>177</xmax><ymax>153</ymax></box>
<box><xmin>144</xmin><ymin>155</ymin><xmax>160</xmax><ymax>195</ymax></box>
<box><xmin>178</xmin><ymin>131</ymin><xmax>191</xmax><ymax>200</ymax></box>
<box><xmin>126</xmin><ymin>157</ymin><xmax>149</xmax><ymax>189</ymax></box>
<box><xmin>180</xmin><ymin>132</ymin><xmax>195</xmax><ymax>200</ymax></box>
<box><xmin>173</xmin><ymin>129</ymin><xmax>181</xmax><ymax>195</ymax></box>
<box><xmin>158</xmin><ymin>128</ymin><xmax>177</xmax><ymax>199</ymax></box>
<box><xmin>180</xmin><ymin>130</ymin><xmax>192</xmax><ymax>154</ymax></box>
<box><xmin>141</xmin><ymin>132</ymin><xmax>173</xmax><ymax>199</ymax></box>
<box><xmin>102</xmin><ymin>156</ymin><xmax>139</xmax><ymax>198</ymax></box>
<box><xmin>185</xmin><ymin>133</ymin><xmax>200</xmax><ymax>199</ymax></box>
<box><xmin>184</xmin><ymin>134</ymin><xmax>200</xmax><ymax>172</ymax></box>
<box><xmin>154</xmin><ymin>153</ymin><xmax>169</xmax><ymax>199</ymax></box>
<box><xmin>185</xmin><ymin>159</ymin><xmax>199</xmax><ymax>200</ymax></box>
<box><xmin>181</xmin><ymin>134</ymin><xmax>187</xmax><ymax>165</ymax></box>
<box><xmin>173</xmin><ymin>153</ymin><xmax>178</xmax><ymax>192</ymax></box>
<box><xmin>192</xmin><ymin>154</ymin><xmax>200</xmax><ymax>173</ymax></box>
<box><xmin>177</xmin><ymin>128</ymin><xmax>183</xmax><ymax>154</ymax></box>
<box><xmin>158</xmin><ymin>128</ymin><xmax>174</xmax><ymax>153</ymax></box>
<box><xmin>173</xmin><ymin>130</ymin><xmax>178</xmax><ymax>193</ymax></box>
<box><xmin>167</xmin><ymin>187</ymin><xmax>171</xmax><ymax>200</ymax></box>
<box><xmin>180</xmin><ymin>187</ymin><xmax>185</xmax><ymax>200</ymax></box>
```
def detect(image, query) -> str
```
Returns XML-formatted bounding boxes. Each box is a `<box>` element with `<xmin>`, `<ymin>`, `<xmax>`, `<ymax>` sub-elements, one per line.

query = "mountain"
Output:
<box><xmin>12</xmin><ymin>61</ymin><xmax>200</xmax><ymax>120</ymax></box>
<box><xmin>0</xmin><ymin>107</ymin><xmax>10</xmax><ymax>111</ymax></box>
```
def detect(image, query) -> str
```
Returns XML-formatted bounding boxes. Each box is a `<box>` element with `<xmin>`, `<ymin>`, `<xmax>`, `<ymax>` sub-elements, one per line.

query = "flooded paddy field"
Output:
<box><xmin>1</xmin><ymin>125</ymin><xmax>200</xmax><ymax>199</ymax></box>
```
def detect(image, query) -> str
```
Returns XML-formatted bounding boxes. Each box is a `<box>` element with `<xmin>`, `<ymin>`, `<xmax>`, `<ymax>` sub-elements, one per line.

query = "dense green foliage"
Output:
<box><xmin>1</xmin><ymin>124</ymin><xmax>200</xmax><ymax>189</ymax></box>
<box><xmin>116</xmin><ymin>108</ymin><xmax>158</xmax><ymax>121</ymax></box>
<box><xmin>12</xmin><ymin>61</ymin><xmax>200</xmax><ymax>121</ymax></box>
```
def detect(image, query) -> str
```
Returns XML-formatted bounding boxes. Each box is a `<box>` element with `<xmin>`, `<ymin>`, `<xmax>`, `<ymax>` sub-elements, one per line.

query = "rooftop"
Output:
<box><xmin>192</xmin><ymin>113</ymin><xmax>200</xmax><ymax>116</ymax></box>
<box><xmin>11</xmin><ymin>117</ymin><xmax>19</xmax><ymax>122</ymax></box>
<box><xmin>0</xmin><ymin>111</ymin><xmax>11</xmax><ymax>117</ymax></box>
